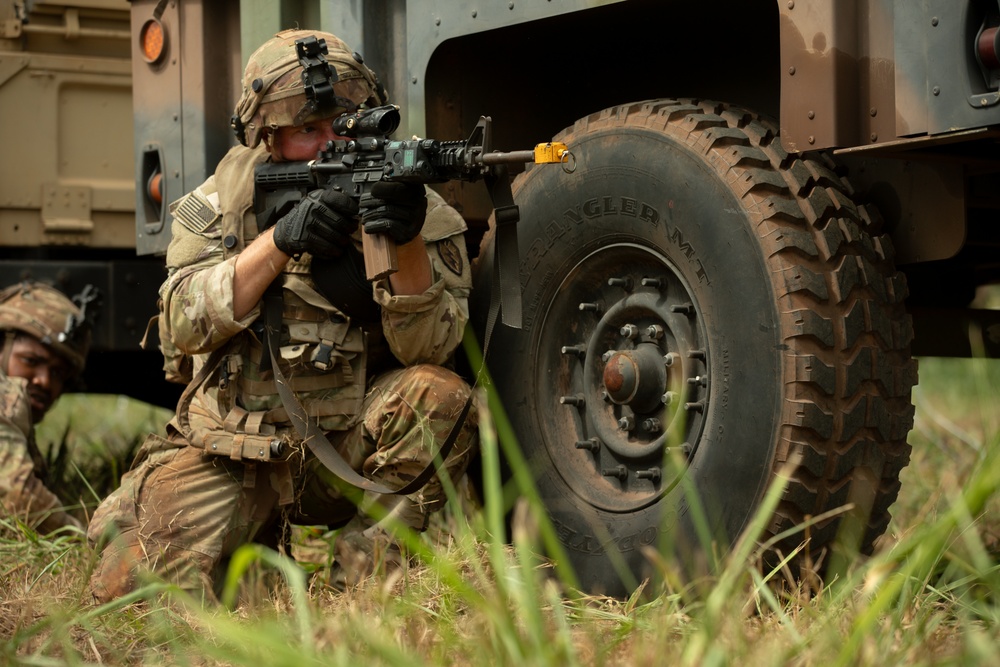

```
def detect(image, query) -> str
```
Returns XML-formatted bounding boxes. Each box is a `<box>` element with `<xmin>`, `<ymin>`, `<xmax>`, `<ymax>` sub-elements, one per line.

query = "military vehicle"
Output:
<box><xmin>0</xmin><ymin>0</ymin><xmax>173</xmax><ymax>405</ymax></box>
<box><xmin>123</xmin><ymin>0</ymin><xmax>999</xmax><ymax>596</ymax></box>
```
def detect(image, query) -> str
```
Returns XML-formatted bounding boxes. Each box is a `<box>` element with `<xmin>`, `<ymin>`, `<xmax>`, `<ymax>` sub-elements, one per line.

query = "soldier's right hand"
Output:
<box><xmin>273</xmin><ymin>189</ymin><xmax>359</xmax><ymax>258</ymax></box>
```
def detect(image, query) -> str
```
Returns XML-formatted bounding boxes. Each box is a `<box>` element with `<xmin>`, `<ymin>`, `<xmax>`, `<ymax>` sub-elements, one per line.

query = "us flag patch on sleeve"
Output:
<box><xmin>172</xmin><ymin>191</ymin><xmax>220</xmax><ymax>235</ymax></box>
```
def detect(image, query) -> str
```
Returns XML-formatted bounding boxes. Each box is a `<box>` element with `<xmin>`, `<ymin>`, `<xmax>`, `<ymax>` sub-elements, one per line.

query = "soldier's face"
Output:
<box><xmin>268</xmin><ymin>117</ymin><xmax>349</xmax><ymax>162</ymax></box>
<box><xmin>6</xmin><ymin>335</ymin><xmax>71</xmax><ymax>422</ymax></box>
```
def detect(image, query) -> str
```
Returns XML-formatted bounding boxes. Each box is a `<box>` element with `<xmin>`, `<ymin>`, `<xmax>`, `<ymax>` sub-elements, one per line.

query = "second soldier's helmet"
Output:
<box><xmin>231</xmin><ymin>29</ymin><xmax>386</xmax><ymax>148</ymax></box>
<box><xmin>0</xmin><ymin>281</ymin><xmax>98</xmax><ymax>374</ymax></box>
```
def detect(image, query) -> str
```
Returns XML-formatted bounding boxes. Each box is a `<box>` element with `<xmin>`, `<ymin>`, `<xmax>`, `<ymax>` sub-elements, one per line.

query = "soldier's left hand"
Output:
<box><xmin>360</xmin><ymin>181</ymin><xmax>427</xmax><ymax>244</ymax></box>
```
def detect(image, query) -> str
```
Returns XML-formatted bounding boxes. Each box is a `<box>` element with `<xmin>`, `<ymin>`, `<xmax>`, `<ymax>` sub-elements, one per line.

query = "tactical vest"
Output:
<box><xmin>159</xmin><ymin>144</ymin><xmax>469</xmax><ymax>464</ymax></box>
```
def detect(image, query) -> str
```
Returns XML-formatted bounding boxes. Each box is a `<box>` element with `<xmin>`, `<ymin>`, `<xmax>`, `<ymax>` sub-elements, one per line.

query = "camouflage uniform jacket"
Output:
<box><xmin>0</xmin><ymin>369</ymin><xmax>77</xmax><ymax>531</ymax></box>
<box><xmin>161</xmin><ymin>143</ymin><xmax>472</xmax><ymax>459</ymax></box>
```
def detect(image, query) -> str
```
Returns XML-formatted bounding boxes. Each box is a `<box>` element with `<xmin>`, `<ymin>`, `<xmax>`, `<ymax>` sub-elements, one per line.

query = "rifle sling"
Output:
<box><xmin>264</xmin><ymin>291</ymin><xmax>469</xmax><ymax>496</ymax></box>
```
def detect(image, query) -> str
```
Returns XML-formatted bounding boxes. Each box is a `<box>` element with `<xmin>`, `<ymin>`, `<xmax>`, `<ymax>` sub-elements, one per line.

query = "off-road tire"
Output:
<box><xmin>471</xmin><ymin>99</ymin><xmax>916</xmax><ymax>596</ymax></box>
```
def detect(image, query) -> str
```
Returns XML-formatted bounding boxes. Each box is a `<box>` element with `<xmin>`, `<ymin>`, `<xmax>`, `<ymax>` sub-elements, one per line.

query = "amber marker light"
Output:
<box><xmin>139</xmin><ymin>18</ymin><xmax>167</xmax><ymax>64</ymax></box>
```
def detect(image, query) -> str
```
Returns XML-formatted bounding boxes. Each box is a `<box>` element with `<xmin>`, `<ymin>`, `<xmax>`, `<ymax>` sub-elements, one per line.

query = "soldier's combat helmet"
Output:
<box><xmin>0</xmin><ymin>281</ymin><xmax>99</xmax><ymax>374</ymax></box>
<box><xmin>231</xmin><ymin>29</ymin><xmax>387</xmax><ymax>148</ymax></box>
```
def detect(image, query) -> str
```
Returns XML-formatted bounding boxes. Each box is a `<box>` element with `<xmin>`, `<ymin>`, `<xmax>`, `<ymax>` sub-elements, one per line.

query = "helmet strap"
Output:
<box><xmin>0</xmin><ymin>331</ymin><xmax>13</xmax><ymax>376</ymax></box>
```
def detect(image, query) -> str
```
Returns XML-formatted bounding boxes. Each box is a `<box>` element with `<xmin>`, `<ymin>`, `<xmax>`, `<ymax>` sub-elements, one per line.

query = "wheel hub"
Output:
<box><xmin>602</xmin><ymin>346</ymin><xmax>668</xmax><ymax>414</ymax></box>
<box><xmin>535</xmin><ymin>243</ymin><xmax>710</xmax><ymax>512</ymax></box>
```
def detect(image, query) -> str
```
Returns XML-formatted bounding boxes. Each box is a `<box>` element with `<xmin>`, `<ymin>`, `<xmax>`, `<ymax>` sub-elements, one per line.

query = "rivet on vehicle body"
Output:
<box><xmin>931</xmin><ymin>17</ymin><xmax>939</xmax><ymax>26</ymax></box>
<box><xmin>807</xmin><ymin>110</ymin><xmax>815</xmax><ymax>119</ymax></box>
<box><xmin>636</xmin><ymin>467</ymin><xmax>662</xmax><ymax>483</ymax></box>
<box><xmin>575</xmin><ymin>438</ymin><xmax>601</xmax><ymax>452</ymax></box>
<box><xmin>808</xmin><ymin>135</ymin><xmax>815</xmax><ymax>144</ymax></box>
<box><xmin>870</xmin><ymin>107</ymin><xmax>878</xmax><ymax>117</ymax></box>
<box><xmin>603</xmin><ymin>465</ymin><xmax>628</xmax><ymax>481</ymax></box>
<box><xmin>560</xmin><ymin>394</ymin><xmax>585</xmax><ymax>407</ymax></box>
<box><xmin>870</xmin><ymin>133</ymin><xmax>878</xmax><ymax>142</ymax></box>
<box><xmin>933</xmin><ymin>86</ymin><xmax>940</xmax><ymax>96</ymax></box>
<box><xmin>787</xmin><ymin>0</ymin><xmax>794</xmax><ymax>8</ymax></box>
<box><xmin>788</xmin><ymin>66</ymin><xmax>796</xmax><ymax>75</ymax></box>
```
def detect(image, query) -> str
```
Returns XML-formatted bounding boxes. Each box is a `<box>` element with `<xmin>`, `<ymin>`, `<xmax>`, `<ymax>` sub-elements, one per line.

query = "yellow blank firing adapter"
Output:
<box><xmin>533</xmin><ymin>142</ymin><xmax>570</xmax><ymax>164</ymax></box>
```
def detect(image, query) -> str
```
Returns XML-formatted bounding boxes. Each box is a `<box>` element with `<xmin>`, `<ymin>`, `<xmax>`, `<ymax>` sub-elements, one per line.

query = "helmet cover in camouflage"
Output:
<box><xmin>232</xmin><ymin>29</ymin><xmax>385</xmax><ymax>148</ymax></box>
<box><xmin>0</xmin><ymin>281</ymin><xmax>92</xmax><ymax>374</ymax></box>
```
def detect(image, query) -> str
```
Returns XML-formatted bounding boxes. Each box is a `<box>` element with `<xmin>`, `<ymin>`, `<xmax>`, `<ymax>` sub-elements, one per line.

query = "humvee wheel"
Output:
<box><xmin>471</xmin><ymin>99</ymin><xmax>916</xmax><ymax>597</ymax></box>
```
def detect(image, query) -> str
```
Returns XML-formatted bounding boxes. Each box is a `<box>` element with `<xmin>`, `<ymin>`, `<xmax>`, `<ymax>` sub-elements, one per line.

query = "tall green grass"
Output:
<box><xmin>33</xmin><ymin>394</ymin><xmax>174</xmax><ymax>518</ymax></box>
<box><xmin>2</xmin><ymin>345</ymin><xmax>999</xmax><ymax>665</ymax></box>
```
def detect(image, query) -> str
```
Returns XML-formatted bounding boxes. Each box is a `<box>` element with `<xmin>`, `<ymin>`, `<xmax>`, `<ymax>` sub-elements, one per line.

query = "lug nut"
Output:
<box><xmin>646</xmin><ymin>324</ymin><xmax>664</xmax><ymax>339</ymax></box>
<box><xmin>603</xmin><ymin>465</ymin><xmax>628</xmax><ymax>481</ymax></box>
<box><xmin>607</xmin><ymin>277</ymin><xmax>633</xmax><ymax>289</ymax></box>
<box><xmin>560</xmin><ymin>394</ymin><xmax>585</xmax><ymax>407</ymax></box>
<box><xmin>579</xmin><ymin>302</ymin><xmax>601</xmax><ymax>312</ymax></box>
<box><xmin>642</xmin><ymin>418</ymin><xmax>662</xmax><ymax>433</ymax></box>
<box><xmin>574</xmin><ymin>438</ymin><xmax>601</xmax><ymax>452</ymax></box>
<box><xmin>671</xmin><ymin>302</ymin><xmax>695</xmax><ymax>315</ymax></box>
<box><xmin>620</xmin><ymin>323</ymin><xmax>640</xmax><ymax>339</ymax></box>
<box><xmin>661</xmin><ymin>391</ymin><xmax>677</xmax><ymax>405</ymax></box>
<box><xmin>636</xmin><ymin>467</ymin><xmax>662</xmax><ymax>483</ymax></box>
<box><xmin>641</xmin><ymin>277</ymin><xmax>662</xmax><ymax>288</ymax></box>
<box><xmin>664</xmin><ymin>352</ymin><xmax>680</xmax><ymax>367</ymax></box>
<box><xmin>618</xmin><ymin>415</ymin><xmax>635</xmax><ymax>431</ymax></box>
<box><xmin>561</xmin><ymin>344</ymin><xmax>586</xmax><ymax>357</ymax></box>
<box><xmin>685</xmin><ymin>400</ymin><xmax>705</xmax><ymax>413</ymax></box>
<box><xmin>602</xmin><ymin>350</ymin><xmax>617</xmax><ymax>363</ymax></box>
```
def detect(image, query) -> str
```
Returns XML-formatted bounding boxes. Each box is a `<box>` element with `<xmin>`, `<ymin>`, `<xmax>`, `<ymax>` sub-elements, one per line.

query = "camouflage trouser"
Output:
<box><xmin>87</xmin><ymin>364</ymin><xmax>477</xmax><ymax>603</ymax></box>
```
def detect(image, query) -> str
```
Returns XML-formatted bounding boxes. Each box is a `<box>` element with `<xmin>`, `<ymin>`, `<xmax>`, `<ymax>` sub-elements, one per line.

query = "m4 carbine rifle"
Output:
<box><xmin>253</xmin><ymin>105</ymin><xmax>570</xmax><ymax>292</ymax></box>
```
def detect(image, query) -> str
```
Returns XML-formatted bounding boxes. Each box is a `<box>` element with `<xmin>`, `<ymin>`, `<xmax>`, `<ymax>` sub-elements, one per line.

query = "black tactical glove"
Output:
<box><xmin>272</xmin><ymin>188</ymin><xmax>359</xmax><ymax>258</ymax></box>
<box><xmin>359</xmin><ymin>181</ymin><xmax>428</xmax><ymax>245</ymax></box>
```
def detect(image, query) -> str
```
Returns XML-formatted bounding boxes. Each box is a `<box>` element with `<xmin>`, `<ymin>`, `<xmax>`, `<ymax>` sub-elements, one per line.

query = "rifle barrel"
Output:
<box><xmin>479</xmin><ymin>150</ymin><xmax>536</xmax><ymax>165</ymax></box>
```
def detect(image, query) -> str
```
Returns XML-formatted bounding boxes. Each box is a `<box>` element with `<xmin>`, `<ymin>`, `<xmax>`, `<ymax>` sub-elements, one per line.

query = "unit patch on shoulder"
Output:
<box><xmin>437</xmin><ymin>238</ymin><xmax>463</xmax><ymax>276</ymax></box>
<box><xmin>173</xmin><ymin>191</ymin><xmax>220</xmax><ymax>235</ymax></box>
